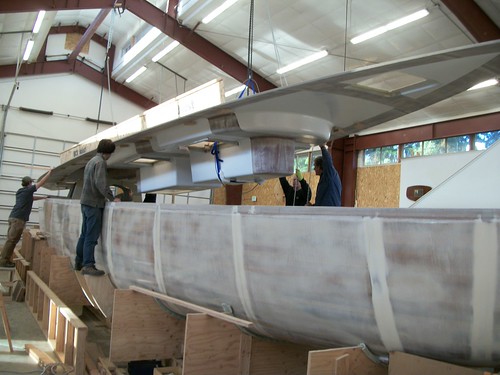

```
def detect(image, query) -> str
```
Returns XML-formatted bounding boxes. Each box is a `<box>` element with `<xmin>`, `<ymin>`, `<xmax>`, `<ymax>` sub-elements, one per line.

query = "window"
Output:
<box><xmin>294</xmin><ymin>153</ymin><xmax>310</xmax><ymax>172</ymax></box>
<box><xmin>364</xmin><ymin>148</ymin><xmax>380</xmax><ymax>166</ymax></box>
<box><xmin>423</xmin><ymin>139</ymin><xmax>445</xmax><ymax>156</ymax></box>
<box><xmin>446</xmin><ymin>135</ymin><xmax>470</xmax><ymax>153</ymax></box>
<box><xmin>381</xmin><ymin>145</ymin><xmax>399</xmax><ymax>164</ymax></box>
<box><xmin>362</xmin><ymin>128</ymin><xmax>498</xmax><ymax>165</ymax></box>
<box><xmin>475</xmin><ymin>131</ymin><xmax>500</xmax><ymax>150</ymax></box>
<box><xmin>363</xmin><ymin>146</ymin><xmax>399</xmax><ymax>166</ymax></box>
<box><xmin>402</xmin><ymin>142</ymin><xmax>422</xmax><ymax>158</ymax></box>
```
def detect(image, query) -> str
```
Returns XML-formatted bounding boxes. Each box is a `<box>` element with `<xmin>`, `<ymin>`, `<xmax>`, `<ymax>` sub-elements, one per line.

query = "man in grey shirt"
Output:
<box><xmin>75</xmin><ymin>139</ymin><xmax>119</xmax><ymax>276</ymax></box>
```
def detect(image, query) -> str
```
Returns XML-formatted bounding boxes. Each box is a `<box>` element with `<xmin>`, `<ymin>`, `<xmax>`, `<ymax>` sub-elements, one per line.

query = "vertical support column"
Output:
<box><xmin>338</xmin><ymin>136</ymin><xmax>357</xmax><ymax>207</ymax></box>
<box><xmin>225</xmin><ymin>185</ymin><xmax>243</xmax><ymax>205</ymax></box>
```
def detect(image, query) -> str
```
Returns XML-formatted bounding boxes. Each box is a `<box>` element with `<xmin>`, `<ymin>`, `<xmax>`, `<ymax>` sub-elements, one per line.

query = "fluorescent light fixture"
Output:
<box><xmin>152</xmin><ymin>41</ymin><xmax>180</xmax><ymax>62</ymax></box>
<box><xmin>202</xmin><ymin>0</ymin><xmax>239</xmax><ymax>24</ymax></box>
<box><xmin>126</xmin><ymin>66</ymin><xmax>147</xmax><ymax>83</ymax></box>
<box><xmin>33</xmin><ymin>10</ymin><xmax>46</xmax><ymax>34</ymax></box>
<box><xmin>23</xmin><ymin>40</ymin><xmax>35</xmax><ymax>61</ymax></box>
<box><xmin>122</xmin><ymin>27</ymin><xmax>162</xmax><ymax>67</ymax></box>
<box><xmin>132</xmin><ymin>158</ymin><xmax>157</xmax><ymax>164</ymax></box>
<box><xmin>351</xmin><ymin>9</ymin><xmax>429</xmax><ymax>44</ymax></box>
<box><xmin>467</xmin><ymin>78</ymin><xmax>498</xmax><ymax>91</ymax></box>
<box><xmin>225</xmin><ymin>85</ymin><xmax>246</xmax><ymax>97</ymax></box>
<box><xmin>276</xmin><ymin>50</ymin><xmax>328</xmax><ymax>75</ymax></box>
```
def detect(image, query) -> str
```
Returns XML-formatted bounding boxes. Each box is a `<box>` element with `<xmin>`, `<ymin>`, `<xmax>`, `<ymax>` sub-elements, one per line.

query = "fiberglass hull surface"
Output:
<box><xmin>41</xmin><ymin>199</ymin><xmax>500</xmax><ymax>367</ymax></box>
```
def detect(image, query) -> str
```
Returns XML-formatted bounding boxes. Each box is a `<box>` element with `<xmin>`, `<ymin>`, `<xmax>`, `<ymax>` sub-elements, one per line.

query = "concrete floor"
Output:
<box><xmin>0</xmin><ymin>288</ymin><xmax>112</xmax><ymax>375</ymax></box>
<box><xmin>0</xmin><ymin>295</ymin><xmax>55</xmax><ymax>375</ymax></box>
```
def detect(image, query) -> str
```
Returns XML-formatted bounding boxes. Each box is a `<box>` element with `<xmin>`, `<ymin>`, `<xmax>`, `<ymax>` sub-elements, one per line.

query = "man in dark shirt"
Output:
<box><xmin>0</xmin><ymin>170</ymin><xmax>52</xmax><ymax>267</ymax></box>
<box><xmin>279</xmin><ymin>169</ymin><xmax>311</xmax><ymax>206</ymax></box>
<box><xmin>312</xmin><ymin>144</ymin><xmax>342</xmax><ymax>206</ymax></box>
<box><xmin>75</xmin><ymin>139</ymin><xmax>119</xmax><ymax>276</ymax></box>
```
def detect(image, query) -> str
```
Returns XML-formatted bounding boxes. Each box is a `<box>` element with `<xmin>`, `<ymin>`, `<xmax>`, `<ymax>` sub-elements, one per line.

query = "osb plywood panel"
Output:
<box><xmin>212</xmin><ymin>173</ymin><xmax>320</xmax><ymax>206</ymax></box>
<box><xmin>212</xmin><ymin>186</ymin><xmax>226</xmax><ymax>205</ymax></box>
<box><xmin>356</xmin><ymin>165</ymin><xmax>400</xmax><ymax>208</ymax></box>
<box><xmin>65</xmin><ymin>33</ymin><xmax>90</xmax><ymax>53</ymax></box>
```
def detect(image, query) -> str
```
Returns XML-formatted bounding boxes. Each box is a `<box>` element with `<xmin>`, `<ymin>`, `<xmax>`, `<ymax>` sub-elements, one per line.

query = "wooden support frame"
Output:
<box><xmin>124</xmin><ymin>287</ymin><xmax>313</xmax><ymax>375</ymax></box>
<box><xmin>20</xmin><ymin>229</ymin><xmax>35</xmax><ymax>263</ymax></box>
<box><xmin>183</xmin><ymin>312</ymin><xmax>312</xmax><ymax>375</ymax></box>
<box><xmin>110</xmin><ymin>289</ymin><xmax>186</xmax><ymax>363</ymax></box>
<box><xmin>14</xmin><ymin>248</ymin><xmax>30</xmax><ymax>283</ymax></box>
<box><xmin>25</xmin><ymin>270</ymin><xmax>87</xmax><ymax>375</ymax></box>
<box><xmin>307</xmin><ymin>346</ymin><xmax>387</xmax><ymax>375</ymax></box>
<box><xmin>388</xmin><ymin>352</ymin><xmax>494</xmax><ymax>375</ymax></box>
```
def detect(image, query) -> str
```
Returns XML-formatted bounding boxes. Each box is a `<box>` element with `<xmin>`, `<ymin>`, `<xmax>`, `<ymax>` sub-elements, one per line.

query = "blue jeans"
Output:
<box><xmin>75</xmin><ymin>205</ymin><xmax>103</xmax><ymax>267</ymax></box>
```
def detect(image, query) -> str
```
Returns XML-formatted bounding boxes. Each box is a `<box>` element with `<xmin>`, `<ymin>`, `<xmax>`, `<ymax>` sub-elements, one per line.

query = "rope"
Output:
<box><xmin>40</xmin><ymin>362</ymin><xmax>74</xmax><ymax>374</ymax></box>
<box><xmin>266</xmin><ymin>1</ymin><xmax>287</xmax><ymax>87</ymax></box>
<box><xmin>238</xmin><ymin>0</ymin><xmax>257</xmax><ymax>98</ymax></box>
<box><xmin>96</xmin><ymin>5</ymin><xmax>118</xmax><ymax>133</ymax></box>
<box><xmin>210</xmin><ymin>141</ymin><xmax>225</xmax><ymax>184</ymax></box>
<box><xmin>246</xmin><ymin>0</ymin><xmax>255</xmax><ymax>86</ymax></box>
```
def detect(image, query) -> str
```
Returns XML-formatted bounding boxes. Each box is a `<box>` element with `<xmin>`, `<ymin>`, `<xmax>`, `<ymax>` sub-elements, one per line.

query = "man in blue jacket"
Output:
<box><xmin>0</xmin><ymin>169</ymin><xmax>52</xmax><ymax>267</ymax></box>
<box><xmin>312</xmin><ymin>144</ymin><xmax>342</xmax><ymax>206</ymax></box>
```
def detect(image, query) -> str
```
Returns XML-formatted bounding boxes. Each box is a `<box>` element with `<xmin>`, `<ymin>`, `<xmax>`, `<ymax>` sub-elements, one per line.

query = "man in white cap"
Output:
<box><xmin>0</xmin><ymin>170</ymin><xmax>52</xmax><ymax>267</ymax></box>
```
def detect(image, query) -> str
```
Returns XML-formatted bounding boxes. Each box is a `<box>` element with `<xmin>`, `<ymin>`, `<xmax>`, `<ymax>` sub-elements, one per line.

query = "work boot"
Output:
<box><xmin>81</xmin><ymin>265</ymin><xmax>105</xmax><ymax>276</ymax></box>
<box><xmin>74</xmin><ymin>262</ymin><xmax>82</xmax><ymax>271</ymax></box>
<box><xmin>0</xmin><ymin>261</ymin><xmax>15</xmax><ymax>268</ymax></box>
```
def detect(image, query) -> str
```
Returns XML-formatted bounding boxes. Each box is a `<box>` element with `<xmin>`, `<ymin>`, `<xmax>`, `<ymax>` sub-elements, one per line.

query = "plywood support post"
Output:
<box><xmin>388</xmin><ymin>352</ymin><xmax>489</xmax><ymax>375</ymax></box>
<box><xmin>109</xmin><ymin>289</ymin><xmax>185</xmax><ymax>363</ymax></box>
<box><xmin>307</xmin><ymin>346</ymin><xmax>387</xmax><ymax>375</ymax></box>
<box><xmin>183</xmin><ymin>313</ymin><xmax>311</xmax><ymax>375</ymax></box>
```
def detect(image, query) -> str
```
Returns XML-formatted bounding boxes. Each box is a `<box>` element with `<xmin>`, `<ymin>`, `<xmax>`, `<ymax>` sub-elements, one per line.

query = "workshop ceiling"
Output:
<box><xmin>0</xmin><ymin>0</ymin><xmax>499</xmax><ymax>135</ymax></box>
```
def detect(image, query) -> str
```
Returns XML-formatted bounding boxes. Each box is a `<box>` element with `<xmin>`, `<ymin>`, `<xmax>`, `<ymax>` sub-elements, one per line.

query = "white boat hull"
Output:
<box><xmin>40</xmin><ymin>199</ymin><xmax>500</xmax><ymax>367</ymax></box>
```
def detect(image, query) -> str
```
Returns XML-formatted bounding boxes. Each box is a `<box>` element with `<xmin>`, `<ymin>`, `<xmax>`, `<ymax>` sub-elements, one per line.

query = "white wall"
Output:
<box><xmin>0</xmin><ymin>73</ymin><xmax>145</xmax><ymax>241</ymax></box>
<box><xmin>400</xmin><ymin>142</ymin><xmax>500</xmax><ymax>208</ymax></box>
<box><xmin>410</xmin><ymin>141</ymin><xmax>500</xmax><ymax>208</ymax></box>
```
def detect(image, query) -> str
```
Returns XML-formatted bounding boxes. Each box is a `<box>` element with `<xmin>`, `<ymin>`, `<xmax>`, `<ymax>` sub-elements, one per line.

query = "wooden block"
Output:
<box><xmin>153</xmin><ymin>366</ymin><xmax>182</xmax><ymax>375</ymax></box>
<box><xmin>182</xmin><ymin>313</ymin><xmax>314</xmax><ymax>375</ymax></box>
<box><xmin>389</xmin><ymin>352</ymin><xmax>484</xmax><ymax>375</ymax></box>
<box><xmin>39</xmin><ymin>247</ymin><xmax>56</xmax><ymax>284</ymax></box>
<box><xmin>31</xmin><ymin>238</ymin><xmax>49</xmax><ymax>277</ymax></box>
<box><xmin>183</xmin><ymin>313</ymin><xmax>243</xmax><ymax>375</ymax></box>
<box><xmin>110</xmin><ymin>289</ymin><xmax>185</xmax><ymax>363</ymax></box>
<box><xmin>308</xmin><ymin>346</ymin><xmax>387</xmax><ymax>375</ymax></box>
<box><xmin>25</xmin><ymin>343</ymin><xmax>56</xmax><ymax>367</ymax></box>
<box><xmin>248</xmin><ymin>336</ymin><xmax>313</xmax><ymax>375</ymax></box>
<box><xmin>20</xmin><ymin>229</ymin><xmax>34</xmax><ymax>262</ymax></box>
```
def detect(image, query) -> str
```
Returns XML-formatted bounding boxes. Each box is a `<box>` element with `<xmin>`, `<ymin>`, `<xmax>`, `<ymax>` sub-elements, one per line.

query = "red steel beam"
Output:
<box><xmin>124</xmin><ymin>0</ymin><xmax>277</xmax><ymax>92</ymax></box>
<box><xmin>0</xmin><ymin>0</ymin><xmax>277</xmax><ymax>92</ymax></box>
<box><xmin>69</xmin><ymin>8</ymin><xmax>111</xmax><ymax>60</ymax></box>
<box><xmin>0</xmin><ymin>60</ymin><xmax>156</xmax><ymax>108</ymax></box>
<box><xmin>0</xmin><ymin>0</ymin><xmax>114</xmax><ymax>12</ymax></box>
<box><xmin>441</xmin><ymin>0</ymin><xmax>500</xmax><ymax>42</ymax></box>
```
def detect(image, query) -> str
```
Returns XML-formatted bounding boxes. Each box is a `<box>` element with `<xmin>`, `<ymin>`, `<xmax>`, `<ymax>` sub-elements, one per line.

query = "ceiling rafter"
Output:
<box><xmin>441</xmin><ymin>0</ymin><xmax>500</xmax><ymax>42</ymax></box>
<box><xmin>0</xmin><ymin>0</ymin><xmax>277</xmax><ymax>104</ymax></box>
<box><xmin>0</xmin><ymin>59</ymin><xmax>157</xmax><ymax>108</ymax></box>
<box><xmin>69</xmin><ymin>8</ymin><xmax>111</xmax><ymax>60</ymax></box>
<box><xmin>124</xmin><ymin>0</ymin><xmax>276</xmax><ymax>91</ymax></box>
